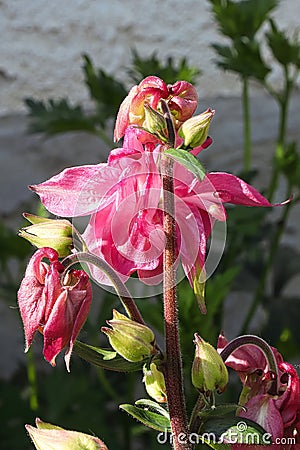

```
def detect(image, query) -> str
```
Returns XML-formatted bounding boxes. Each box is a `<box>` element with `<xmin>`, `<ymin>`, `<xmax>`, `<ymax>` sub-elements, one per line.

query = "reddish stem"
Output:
<box><xmin>162</xmin><ymin>157</ymin><xmax>191</xmax><ymax>450</ymax></box>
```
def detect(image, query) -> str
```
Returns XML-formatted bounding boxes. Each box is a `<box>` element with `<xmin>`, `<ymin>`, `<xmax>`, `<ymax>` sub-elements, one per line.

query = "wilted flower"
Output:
<box><xmin>26</xmin><ymin>417</ymin><xmax>108</xmax><ymax>450</ymax></box>
<box><xmin>101</xmin><ymin>309</ymin><xmax>155</xmax><ymax>362</ymax></box>
<box><xmin>17</xmin><ymin>247</ymin><xmax>92</xmax><ymax>371</ymax></box>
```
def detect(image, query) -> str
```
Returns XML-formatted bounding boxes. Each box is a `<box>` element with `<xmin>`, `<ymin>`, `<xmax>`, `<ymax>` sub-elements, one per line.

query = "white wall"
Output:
<box><xmin>1</xmin><ymin>0</ymin><xmax>299</xmax><ymax>114</ymax></box>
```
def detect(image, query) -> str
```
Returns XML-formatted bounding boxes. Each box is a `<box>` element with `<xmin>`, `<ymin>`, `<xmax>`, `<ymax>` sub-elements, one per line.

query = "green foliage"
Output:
<box><xmin>212</xmin><ymin>40</ymin><xmax>270</xmax><ymax>80</ymax></box>
<box><xmin>209</xmin><ymin>0</ymin><xmax>278</xmax><ymax>40</ymax></box>
<box><xmin>200</xmin><ymin>416</ymin><xmax>271</xmax><ymax>445</ymax></box>
<box><xmin>24</xmin><ymin>98</ymin><xmax>97</xmax><ymax>135</ymax></box>
<box><xmin>128</xmin><ymin>49</ymin><xmax>201</xmax><ymax>84</ymax></box>
<box><xmin>82</xmin><ymin>54</ymin><xmax>127</xmax><ymax>124</ymax></box>
<box><xmin>120</xmin><ymin>400</ymin><xmax>171</xmax><ymax>432</ymax></box>
<box><xmin>267</xmin><ymin>19</ymin><xmax>300</xmax><ymax>68</ymax></box>
<box><xmin>164</xmin><ymin>148</ymin><xmax>206</xmax><ymax>181</ymax></box>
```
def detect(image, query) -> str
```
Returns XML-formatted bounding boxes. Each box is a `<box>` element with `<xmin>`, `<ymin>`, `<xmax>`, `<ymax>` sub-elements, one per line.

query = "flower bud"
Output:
<box><xmin>26</xmin><ymin>418</ymin><xmax>108</xmax><ymax>450</ymax></box>
<box><xmin>143</xmin><ymin>362</ymin><xmax>167</xmax><ymax>403</ymax></box>
<box><xmin>144</xmin><ymin>104</ymin><xmax>168</xmax><ymax>142</ymax></box>
<box><xmin>102</xmin><ymin>310</ymin><xmax>155</xmax><ymax>362</ymax></box>
<box><xmin>192</xmin><ymin>333</ymin><xmax>228</xmax><ymax>393</ymax></box>
<box><xmin>19</xmin><ymin>214</ymin><xmax>73</xmax><ymax>257</ymax></box>
<box><xmin>178</xmin><ymin>108</ymin><xmax>215</xmax><ymax>149</ymax></box>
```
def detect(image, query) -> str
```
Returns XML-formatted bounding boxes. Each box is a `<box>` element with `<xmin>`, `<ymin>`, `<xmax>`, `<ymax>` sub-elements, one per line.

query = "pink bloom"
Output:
<box><xmin>219</xmin><ymin>334</ymin><xmax>300</xmax><ymax>449</ymax></box>
<box><xmin>30</xmin><ymin>127</ymin><xmax>275</xmax><ymax>306</ymax></box>
<box><xmin>17</xmin><ymin>247</ymin><xmax>92</xmax><ymax>371</ymax></box>
<box><xmin>114</xmin><ymin>76</ymin><xmax>198</xmax><ymax>142</ymax></box>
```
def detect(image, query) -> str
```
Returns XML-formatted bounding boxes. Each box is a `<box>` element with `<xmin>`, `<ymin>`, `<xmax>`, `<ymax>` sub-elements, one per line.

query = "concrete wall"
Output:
<box><xmin>1</xmin><ymin>0</ymin><xmax>299</xmax><ymax>114</ymax></box>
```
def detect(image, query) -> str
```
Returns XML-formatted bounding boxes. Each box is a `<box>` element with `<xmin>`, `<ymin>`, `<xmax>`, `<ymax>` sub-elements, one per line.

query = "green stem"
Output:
<box><xmin>189</xmin><ymin>393</ymin><xmax>207</xmax><ymax>434</ymax></box>
<box><xmin>220</xmin><ymin>335</ymin><xmax>279</xmax><ymax>395</ymax></box>
<box><xmin>26</xmin><ymin>348</ymin><xmax>39</xmax><ymax>411</ymax></box>
<box><xmin>242</xmin><ymin>76</ymin><xmax>251</xmax><ymax>172</ymax></box>
<box><xmin>240</xmin><ymin>190</ymin><xmax>293</xmax><ymax>334</ymax></box>
<box><xmin>267</xmin><ymin>68</ymin><xmax>291</xmax><ymax>201</ymax></box>
<box><xmin>62</xmin><ymin>252</ymin><xmax>144</xmax><ymax>324</ymax></box>
<box><xmin>162</xmin><ymin>155</ymin><xmax>191</xmax><ymax>450</ymax></box>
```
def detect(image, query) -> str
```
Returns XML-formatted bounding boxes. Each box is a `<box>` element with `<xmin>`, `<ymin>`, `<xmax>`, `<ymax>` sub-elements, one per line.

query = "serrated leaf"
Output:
<box><xmin>73</xmin><ymin>341</ymin><xmax>145</xmax><ymax>372</ymax></box>
<box><xmin>128</xmin><ymin>48</ymin><xmax>201</xmax><ymax>84</ymax></box>
<box><xmin>82</xmin><ymin>54</ymin><xmax>127</xmax><ymax>123</ymax></box>
<box><xmin>200</xmin><ymin>416</ymin><xmax>271</xmax><ymax>445</ymax></box>
<box><xmin>25</xmin><ymin>98</ymin><xmax>97</xmax><ymax>135</ymax></box>
<box><xmin>164</xmin><ymin>148</ymin><xmax>206</xmax><ymax>181</ymax></box>
<box><xmin>209</xmin><ymin>0</ymin><xmax>278</xmax><ymax>40</ymax></box>
<box><xmin>120</xmin><ymin>403</ymin><xmax>171</xmax><ymax>432</ymax></box>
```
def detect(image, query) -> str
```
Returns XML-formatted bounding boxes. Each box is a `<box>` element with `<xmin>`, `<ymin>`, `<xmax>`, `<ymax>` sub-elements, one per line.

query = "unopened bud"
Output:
<box><xmin>178</xmin><ymin>108</ymin><xmax>215</xmax><ymax>149</ymax></box>
<box><xmin>192</xmin><ymin>333</ymin><xmax>228</xmax><ymax>393</ymax></box>
<box><xmin>19</xmin><ymin>214</ymin><xmax>73</xmax><ymax>257</ymax></box>
<box><xmin>26</xmin><ymin>417</ymin><xmax>108</xmax><ymax>450</ymax></box>
<box><xmin>102</xmin><ymin>310</ymin><xmax>155</xmax><ymax>362</ymax></box>
<box><xmin>144</xmin><ymin>104</ymin><xmax>168</xmax><ymax>141</ymax></box>
<box><xmin>143</xmin><ymin>361</ymin><xmax>167</xmax><ymax>403</ymax></box>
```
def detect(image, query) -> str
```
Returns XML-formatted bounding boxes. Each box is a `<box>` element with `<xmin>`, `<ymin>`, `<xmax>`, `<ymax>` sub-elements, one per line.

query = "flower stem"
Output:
<box><xmin>162</xmin><ymin>155</ymin><xmax>191</xmax><ymax>450</ymax></box>
<box><xmin>62</xmin><ymin>252</ymin><xmax>145</xmax><ymax>325</ymax></box>
<box><xmin>242</xmin><ymin>76</ymin><xmax>251</xmax><ymax>172</ymax></box>
<box><xmin>220</xmin><ymin>334</ymin><xmax>279</xmax><ymax>395</ymax></box>
<box><xmin>240</xmin><ymin>187</ymin><xmax>293</xmax><ymax>334</ymax></box>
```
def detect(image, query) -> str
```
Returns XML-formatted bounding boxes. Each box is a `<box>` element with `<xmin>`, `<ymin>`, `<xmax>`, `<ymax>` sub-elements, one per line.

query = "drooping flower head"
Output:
<box><xmin>218</xmin><ymin>334</ymin><xmax>300</xmax><ymax>448</ymax></box>
<box><xmin>18</xmin><ymin>247</ymin><xmax>92</xmax><ymax>371</ymax></box>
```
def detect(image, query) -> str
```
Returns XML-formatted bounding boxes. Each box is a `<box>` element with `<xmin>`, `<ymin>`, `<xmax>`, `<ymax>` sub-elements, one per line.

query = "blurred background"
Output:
<box><xmin>1</xmin><ymin>0</ymin><xmax>300</xmax><ymax>449</ymax></box>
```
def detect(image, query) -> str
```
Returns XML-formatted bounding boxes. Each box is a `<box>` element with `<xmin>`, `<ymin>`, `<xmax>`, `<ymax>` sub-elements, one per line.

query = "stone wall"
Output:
<box><xmin>1</xmin><ymin>0</ymin><xmax>299</xmax><ymax>114</ymax></box>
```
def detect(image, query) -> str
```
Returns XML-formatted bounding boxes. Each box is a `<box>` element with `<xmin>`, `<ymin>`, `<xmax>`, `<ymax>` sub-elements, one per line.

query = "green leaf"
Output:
<box><xmin>212</xmin><ymin>41</ymin><xmax>270</xmax><ymax>81</ymax></box>
<box><xmin>127</xmin><ymin>49</ymin><xmax>201</xmax><ymax>85</ymax></box>
<box><xmin>135</xmin><ymin>399</ymin><xmax>170</xmax><ymax>419</ymax></box>
<box><xmin>82</xmin><ymin>54</ymin><xmax>127</xmax><ymax>124</ymax></box>
<box><xmin>267</xmin><ymin>19</ymin><xmax>300</xmax><ymax>68</ymax></box>
<box><xmin>196</xmin><ymin>440</ymin><xmax>231</xmax><ymax>450</ymax></box>
<box><xmin>199</xmin><ymin>404</ymin><xmax>241</xmax><ymax>421</ymax></box>
<box><xmin>209</xmin><ymin>0</ymin><xmax>278</xmax><ymax>40</ymax></box>
<box><xmin>164</xmin><ymin>148</ymin><xmax>206</xmax><ymax>181</ymax></box>
<box><xmin>73</xmin><ymin>341</ymin><xmax>145</xmax><ymax>372</ymax></box>
<box><xmin>200</xmin><ymin>416</ymin><xmax>271</xmax><ymax>445</ymax></box>
<box><xmin>120</xmin><ymin>403</ymin><xmax>171</xmax><ymax>432</ymax></box>
<box><xmin>25</xmin><ymin>98</ymin><xmax>98</xmax><ymax>135</ymax></box>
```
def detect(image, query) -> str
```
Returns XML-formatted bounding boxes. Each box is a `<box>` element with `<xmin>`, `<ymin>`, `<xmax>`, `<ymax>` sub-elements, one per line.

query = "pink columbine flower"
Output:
<box><xmin>114</xmin><ymin>76</ymin><xmax>198</xmax><ymax>142</ymax></box>
<box><xmin>218</xmin><ymin>334</ymin><xmax>300</xmax><ymax>449</ymax></box>
<box><xmin>30</xmin><ymin>127</ymin><xmax>276</xmax><ymax>311</ymax></box>
<box><xmin>17</xmin><ymin>247</ymin><xmax>92</xmax><ymax>371</ymax></box>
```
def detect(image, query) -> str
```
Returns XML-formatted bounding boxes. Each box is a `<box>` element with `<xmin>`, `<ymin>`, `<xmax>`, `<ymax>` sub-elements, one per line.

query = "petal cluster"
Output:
<box><xmin>18</xmin><ymin>247</ymin><xmax>92</xmax><ymax>371</ymax></box>
<box><xmin>30</xmin><ymin>124</ymin><xmax>275</xmax><ymax>302</ymax></box>
<box><xmin>218</xmin><ymin>334</ymin><xmax>300</xmax><ymax>449</ymax></box>
<box><xmin>114</xmin><ymin>76</ymin><xmax>198</xmax><ymax>142</ymax></box>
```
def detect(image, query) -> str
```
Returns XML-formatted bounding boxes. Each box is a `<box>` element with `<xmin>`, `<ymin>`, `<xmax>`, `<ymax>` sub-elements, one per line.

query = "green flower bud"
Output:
<box><xmin>192</xmin><ymin>333</ymin><xmax>228</xmax><ymax>393</ymax></box>
<box><xmin>26</xmin><ymin>417</ymin><xmax>108</xmax><ymax>450</ymax></box>
<box><xmin>178</xmin><ymin>108</ymin><xmax>215</xmax><ymax>149</ymax></box>
<box><xmin>143</xmin><ymin>361</ymin><xmax>167</xmax><ymax>403</ymax></box>
<box><xmin>144</xmin><ymin>104</ymin><xmax>168</xmax><ymax>141</ymax></box>
<box><xmin>19</xmin><ymin>214</ymin><xmax>73</xmax><ymax>257</ymax></box>
<box><xmin>102</xmin><ymin>310</ymin><xmax>155</xmax><ymax>362</ymax></box>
